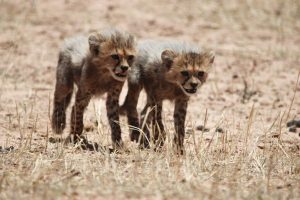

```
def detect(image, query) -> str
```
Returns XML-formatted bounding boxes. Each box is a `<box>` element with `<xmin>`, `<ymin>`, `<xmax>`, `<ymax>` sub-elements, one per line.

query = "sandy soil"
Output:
<box><xmin>0</xmin><ymin>0</ymin><xmax>300</xmax><ymax>199</ymax></box>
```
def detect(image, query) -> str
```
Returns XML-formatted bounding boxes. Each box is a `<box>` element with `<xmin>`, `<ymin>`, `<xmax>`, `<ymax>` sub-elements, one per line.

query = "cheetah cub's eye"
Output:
<box><xmin>127</xmin><ymin>55</ymin><xmax>135</xmax><ymax>62</ymax></box>
<box><xmin>181</xmin><ymin>70</ymin><xmax>189</xmax><ymax>77</ymax></box>
<box><xmin>197</xmin><ymin>71</ymin><xmax>205</xmax><ymax>77</ymax></box>
<box><xmin>111</xmin><ymin>54</ymin><xmax>120</xmax><ymax>61</ymax></box>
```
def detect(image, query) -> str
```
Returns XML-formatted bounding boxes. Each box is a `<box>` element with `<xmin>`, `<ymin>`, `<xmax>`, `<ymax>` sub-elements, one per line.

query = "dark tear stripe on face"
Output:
<box><xmin>182</xmin><ymin>72</ymin><xmax>190</xmax><ymax>86</ymax></box>
<box><xmin>182</xmin><ymin>54</ymin><xmax>191</xmax><ymax>86</ymax></box>
<box><xmin>113</xmin><ymin>47</ymin><xmax>121</xmax><ymax>71</ymax></box>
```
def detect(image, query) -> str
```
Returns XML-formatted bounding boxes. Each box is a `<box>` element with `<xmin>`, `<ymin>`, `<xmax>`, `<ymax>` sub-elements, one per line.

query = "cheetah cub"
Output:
<box><xmin>122</xmin><ymin>40</ymin><xmax>214</xmax><ymax>154</ymax></box>
<box><xmin>52</xmin><ymin>29</ymin><xmax>136</xmax><ymax>149</ymax></box>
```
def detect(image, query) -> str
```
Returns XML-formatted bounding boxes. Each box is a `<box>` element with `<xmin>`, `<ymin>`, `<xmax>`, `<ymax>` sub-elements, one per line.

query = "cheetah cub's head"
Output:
<box><xmin>88</xmin><ymin>30</ymin><xmax>137</xmax><ymax>82</ymax></box>
<box><xmin>162</xmin><ymin>49</ymin><xmax>215</xmax><ymax>96</ymax></box>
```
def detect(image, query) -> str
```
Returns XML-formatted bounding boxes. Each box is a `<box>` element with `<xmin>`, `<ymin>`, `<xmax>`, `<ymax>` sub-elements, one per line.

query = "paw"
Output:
<box><xmin>130</xmin><ymin>131</ymin><xmax>140</xmax><ymax>143</ymax></box>
<box><xmin>138</xmin><ymin>139</ymin><xmax>150</xmax><ymax>149</ymax></box>
<box><xmin>66</xmin><ymin>135</ymin><xmax>99</xmax><ymax>151</ymax></box>
<box><xmin>173</xmin><ymin>145</ymin><xmax>185</xmax><ymax>155</ymax></box>
<box><xmin>80</xmin><ymin>140</ymin><xmax>99</xmax><ymax>151</ymax></box>
<box><xmin>48</xmin><ymin>137</ymin><xmax>64</xmax><ymax>143</ymax></box>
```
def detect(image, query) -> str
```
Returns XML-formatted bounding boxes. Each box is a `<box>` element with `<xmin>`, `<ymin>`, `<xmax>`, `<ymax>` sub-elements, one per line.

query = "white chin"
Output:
<box><xmin>107</xmin><ymin>68</ymin><xmax>127</xmax><ymax>82</ymax></box>
<box><xmin>111</xmin><ymin>73</ymin><xmax>127</xmax><ymax>82</ymax></box>
<box><xmin>179</xmin><ymin>85</ymin><xmax>196</xmax><ymax>97</ymax></box>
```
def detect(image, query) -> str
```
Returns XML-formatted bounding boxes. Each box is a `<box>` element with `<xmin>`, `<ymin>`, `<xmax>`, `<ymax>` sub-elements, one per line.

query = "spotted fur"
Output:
<box><xmin>52</xmin><ymin>29</ymin><xmax>136</xmax><ymax>149</ymax></box>
<box><xmin>122</xmin><ymin>40</ymin><xmax>214</xmax><ymax>154</ymax></box>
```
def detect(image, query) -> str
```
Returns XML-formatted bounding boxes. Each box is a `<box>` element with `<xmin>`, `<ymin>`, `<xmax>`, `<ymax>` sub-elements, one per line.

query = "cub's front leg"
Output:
<box><xmin>173</xmin><ymin>98</ymin><xmax>188</xmax><ymax>155</ymax></box>
<box><xmin>106</xmin><ymin>86</ymin><xmax>123</xmax><ymax>149</ymax></box>
<box><xmin>69</xmin><ymin>88</ymin><xmax>99</xmax><ymax>150</ymax></box>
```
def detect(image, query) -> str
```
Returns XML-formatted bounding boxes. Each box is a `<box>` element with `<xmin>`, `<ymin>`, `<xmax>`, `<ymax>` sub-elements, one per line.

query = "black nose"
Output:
<box><xmin>121</xmin><ymin>66</ymin><xmax>129</xmax><ymax>72</ymax></box>
<box><xmin>190</xmin><ymin>82</ymin><xmax>198</xmax><ymax>88</ymax></box>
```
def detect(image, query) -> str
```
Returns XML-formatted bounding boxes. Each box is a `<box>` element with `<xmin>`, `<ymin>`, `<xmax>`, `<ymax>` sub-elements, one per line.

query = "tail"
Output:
<box><xmin>52</xmin><ymin>91</ymin><xmax>73</xmax><ymax>134</ymax></box>
<box><xmin>51</xmin><ymin>53</ymin><xmax>74</xmax><ymax>134</ymax></box>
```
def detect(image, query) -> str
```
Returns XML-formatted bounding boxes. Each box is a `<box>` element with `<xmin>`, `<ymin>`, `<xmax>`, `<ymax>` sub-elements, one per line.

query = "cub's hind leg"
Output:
<box><xmin>70</xmin><ymin>89</ymin><xmax>91</xmax><ymax>142</ymax></box>
<box><xmin>141</xmin><ymin>100</ymin><xmax>166</xmax><ymax>150</ymax></box>
<box><xmin>152</xmin><ymin>101</ymin><xmax>166</xmax><ymax>148</ymax></box>
<box><xmin>139</xmin><ymin>97</ymin><xmax>156</xmax><ymax>148</ymax></box>
<box><xmin>52</xmin><ymin>54</ymin><xmax>74</xmax><ymax>134</ymax></box>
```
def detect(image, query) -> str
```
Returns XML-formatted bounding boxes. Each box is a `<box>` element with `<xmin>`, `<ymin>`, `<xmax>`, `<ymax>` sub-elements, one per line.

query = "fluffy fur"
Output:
<box><xmin>122</xmin><ymin>40</ymin><xmax>214</xmax><ymax>154</ymax></box>
<box><xmin>52</xmin><ymin>29</ymin><xmax>136</xmax><ymax>149</ymax></box>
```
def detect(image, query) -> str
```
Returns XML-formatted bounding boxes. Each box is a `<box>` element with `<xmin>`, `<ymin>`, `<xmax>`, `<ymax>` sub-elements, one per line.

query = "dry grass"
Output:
<box><xmin>1</xmin><ymin>0</ymin><xmax>300</xmax><ymax>199</ymax></box>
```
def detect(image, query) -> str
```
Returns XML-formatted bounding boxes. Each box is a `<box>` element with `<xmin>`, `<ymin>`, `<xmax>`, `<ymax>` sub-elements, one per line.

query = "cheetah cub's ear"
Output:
<box><xmin>88</xmin><ymin>32</ymin><xmax>106</xmax><ymax>56</ymax></box>
<box><xmin>161</xmin><ymin>49</ymin><xmax>177</xmax><ymax>69</ymax></box>
<box><xmin>203</xmin><ymin>51</ymin><xmax>215</xmax><ymax>66</ymax></box>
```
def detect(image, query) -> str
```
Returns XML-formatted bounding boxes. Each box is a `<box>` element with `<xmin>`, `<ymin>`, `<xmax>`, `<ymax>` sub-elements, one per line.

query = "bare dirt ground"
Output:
<box><xmin>1</xmin><ymin>0</ymin><xmax>300</xmax><ymax>199</ymax></box>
